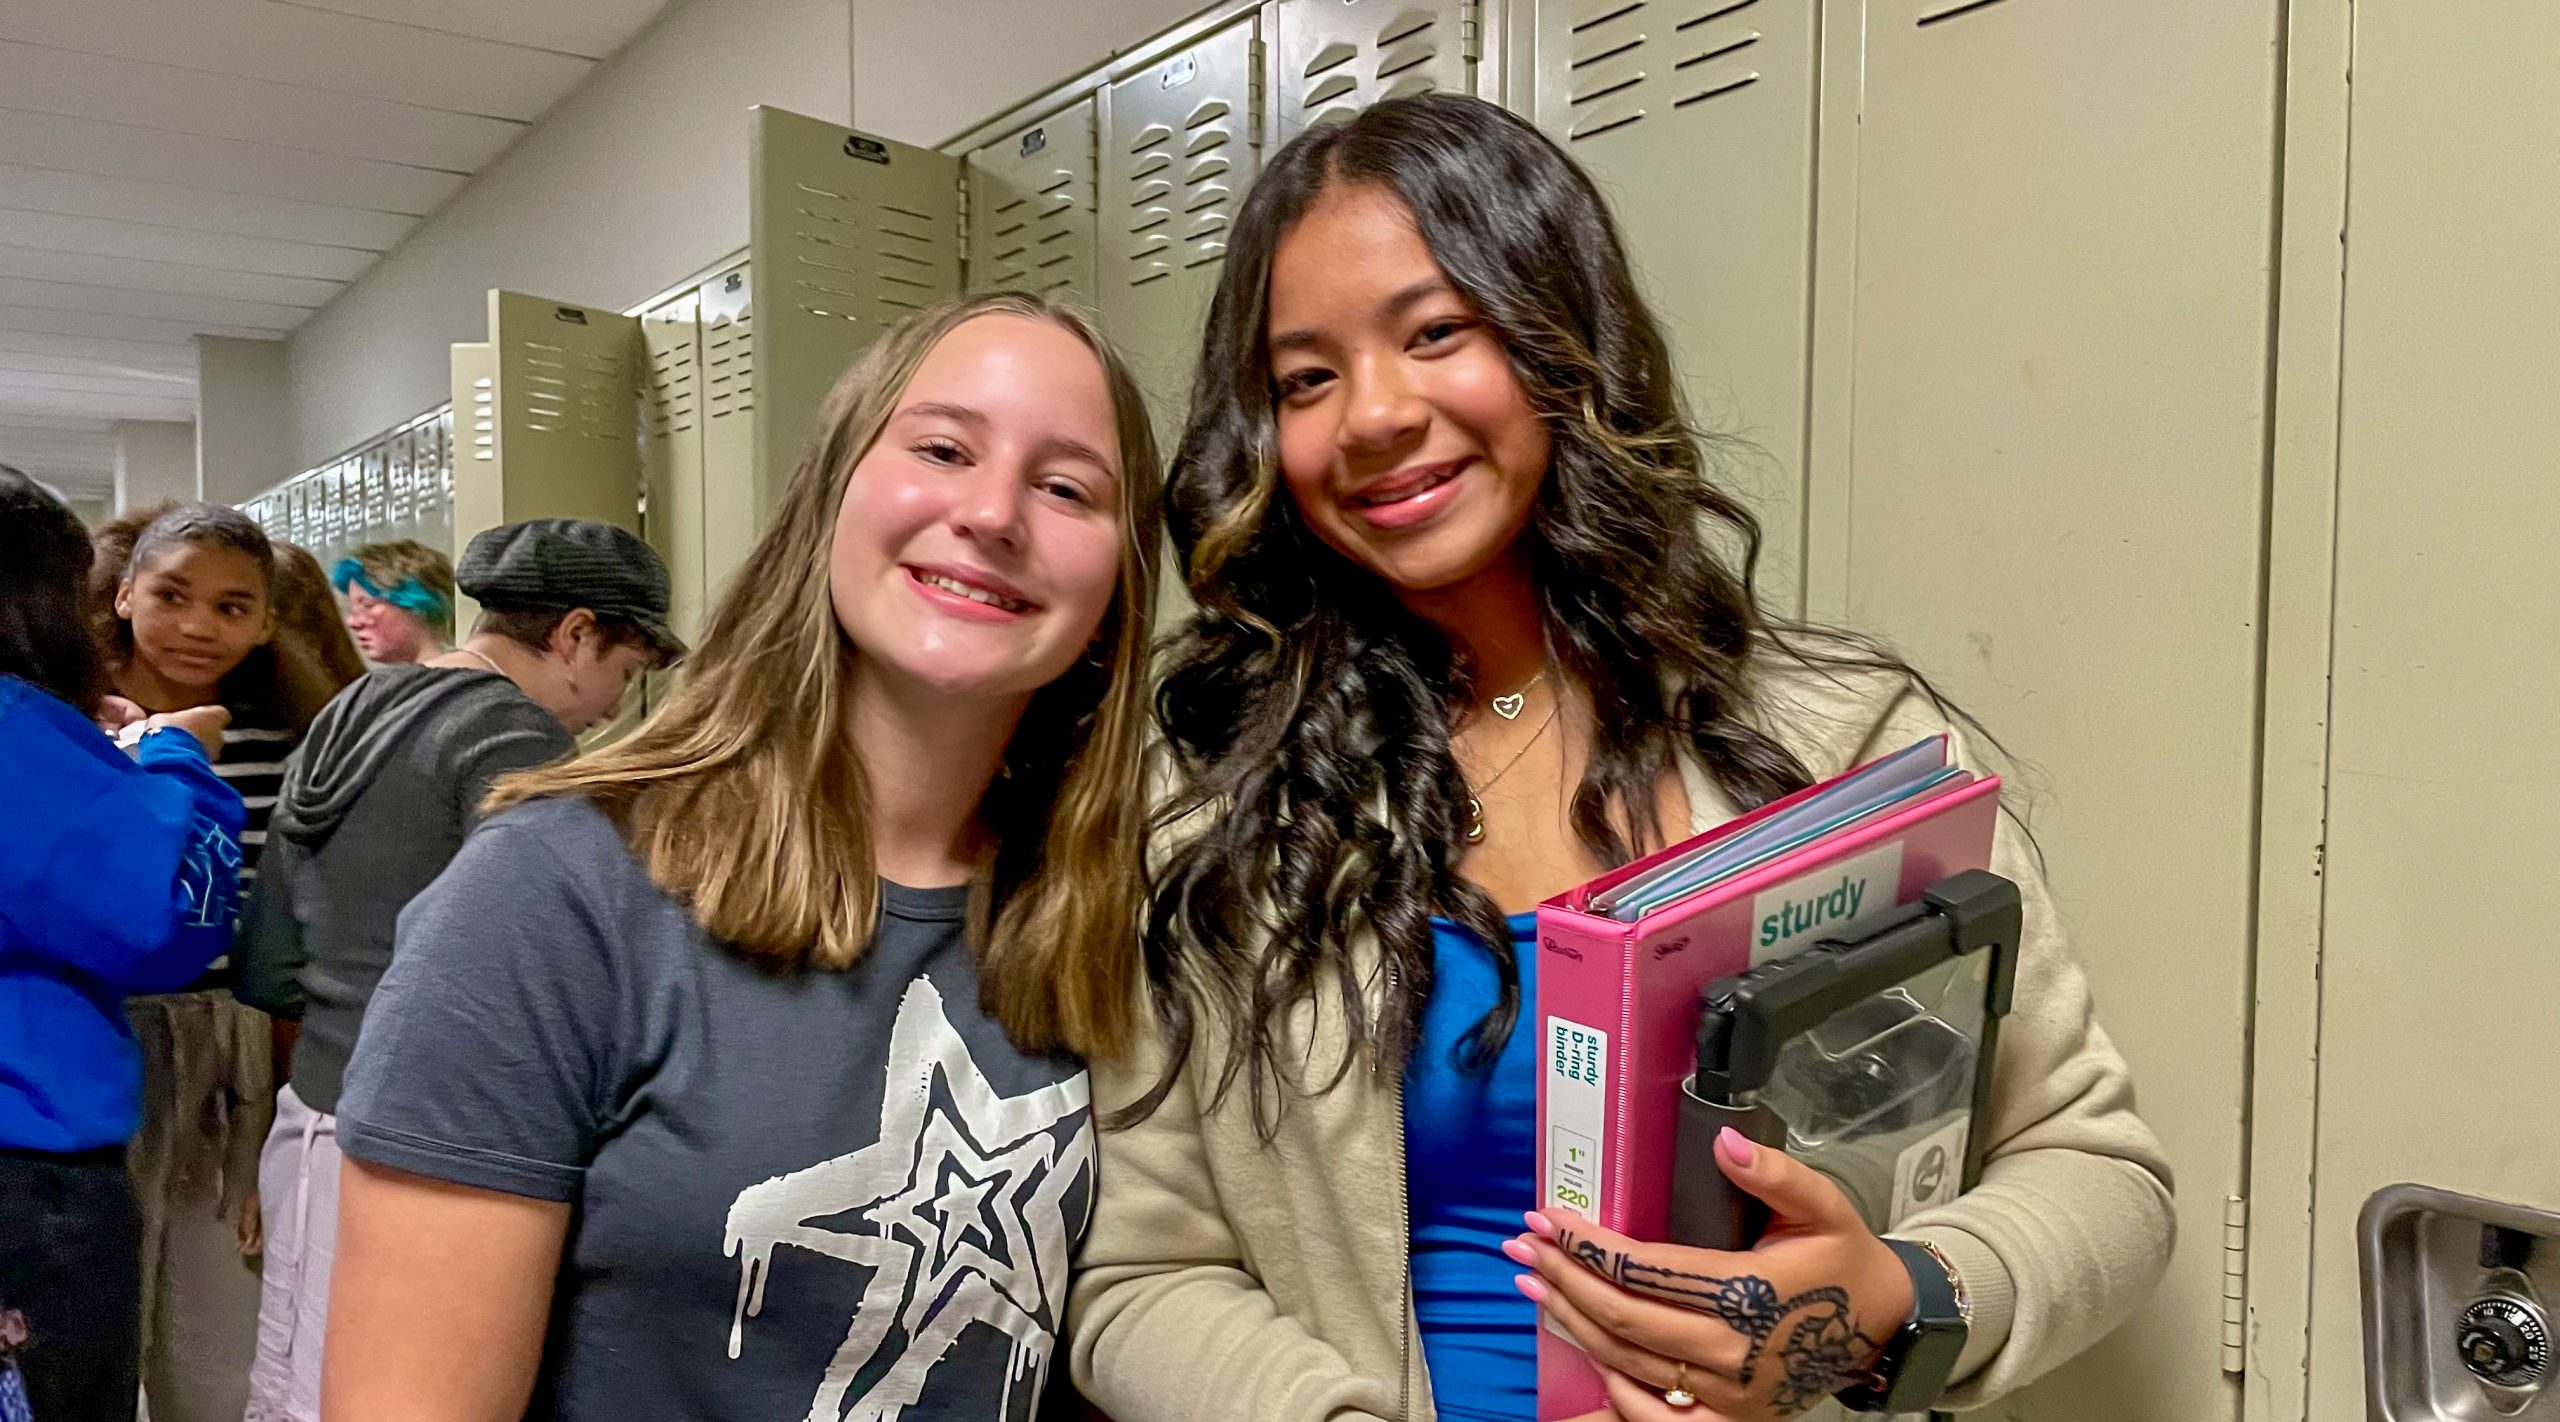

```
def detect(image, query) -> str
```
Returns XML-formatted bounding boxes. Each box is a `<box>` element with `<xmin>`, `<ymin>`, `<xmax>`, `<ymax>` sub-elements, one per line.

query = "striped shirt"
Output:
<box><xmin>191</xmin><ymin>723</ymin><xmax>295</xmax><ymax>986</ymax></box>
<box><xmin>215</xmin><ymin>724</ymin><xmax>295</xmax><ymax>884</ymax></box>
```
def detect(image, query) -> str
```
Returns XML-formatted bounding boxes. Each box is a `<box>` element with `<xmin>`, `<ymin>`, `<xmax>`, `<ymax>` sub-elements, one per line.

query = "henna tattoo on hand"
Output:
<box><xmin>1554</xmin><ymin>1226</ymin><xmax>1888</xmax><ymax>1418</ymax></box>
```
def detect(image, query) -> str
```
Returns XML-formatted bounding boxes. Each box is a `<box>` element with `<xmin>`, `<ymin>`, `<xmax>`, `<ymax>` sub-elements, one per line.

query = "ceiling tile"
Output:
<box><xmin>0</xmin><ymin>329</ymin><xmax>199</xmax><ymax>377</ymax></box>
<box><xmin>0</xmin><ymin>210</ymin><xmax>377</xmax><ymax>282</ymax></box>
<box><xmin>286</xmin><ymin>0</ymin><xmax>676</xmax><ymax>61</ymax></box>
<box><xmin>0</xmin><ymin>41</ymin><xmax>524</xmax><ymax>172</ymax></box>
<box><xmin>0</xmin><ymin>366</ymin><xmax>195</xmax><ymax>399</ymax></box>
<box><xmin>0</xmin><ymin>303</ymin><xmax>284</xmax><ymax>344</ymax></box>
<box><xmin>0</xmin><ymin>244</ymin><xmax>345</xmax><ymax>308</ymax></box>
<box><xmin>0</xmin><ymin>352</ymin><xmax>195</xmax><ymax>393</ymax></box>
<box><xmin>0</xmin><ymin>110</ymin><xmax>462</xmax><ymax>214</ymax></box>
<box><xmin>0</xmin><ymin>0</ymin><xmax>595</xmax><ymax>122</ymax></box>
<box><xmin>0</xmin><ymin>412</ymin><xmax>119</xmax><ymax>435</ymax></box>
<box><xmin>0</xmin><ymin>386</ymin><xmax>198</xmax><ymax>422</ymax></box>
<box><xmin>0</xmin><ymin>432</ymin><xmax>119</xmax><ymax>462</ymax></box>
<box><xmin>0</xmin><ymin>164</ymin><xmax>412</xmax><ymax>250</ymax></box>
<box><xmin>0</xmin><ymin>277</ymin><xmax>306</xmax><ymax>334</ymax></box>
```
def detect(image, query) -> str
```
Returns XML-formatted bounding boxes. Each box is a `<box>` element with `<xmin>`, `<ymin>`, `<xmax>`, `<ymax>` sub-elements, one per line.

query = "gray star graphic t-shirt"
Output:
<box><xmin>336</xmin><ymin>796</ymin><xmax>1093</xmax><ymax>1421</ymax></box>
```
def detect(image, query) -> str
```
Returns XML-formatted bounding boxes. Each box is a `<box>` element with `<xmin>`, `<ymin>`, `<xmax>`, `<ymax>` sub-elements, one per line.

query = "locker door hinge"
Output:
<box><xmin>1460</xmin><ymin>0</ymin><xmax>1484</xmax><ymax>63</ymax></box>
<box><xmin>1248</xmin><ymin>35</ymin><xmax>1268</xmax><ymax>148</ymax></box>
<box><xmin>2220</xmin><ymin>1195</ymin><xmax>2248</xmax><ymax>1375</ymax></box>
<box><xmin>954</xmin><ymin>165</ymin><xmax>971</xmax><ymax>252</ymax></box>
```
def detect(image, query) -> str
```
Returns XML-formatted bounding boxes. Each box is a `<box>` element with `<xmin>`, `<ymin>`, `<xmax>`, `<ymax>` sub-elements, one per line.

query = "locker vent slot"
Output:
<box><xmin>1916</xmin><ymin>0</ymin><xmax>2014</xmax><ymax>25</ymax></box>
<box><xmin>705</xmin><ymin>305</ymin><xmax>755</xmax><ymax>419</ymax></box>
<box><xmin>572</xmin><ymin>350</ymin><xmax>635</xmax><ymax>445</ymax></box>
<box><xmin>1293</xmin><ymin>6</ymin><xmax>1449</xmax><ymax>130</ymax></box>
<box><xmin>646</xmin><ymin>321</ymin><xmax>699</xmax><ymax>438</ymax></box>
<box><xmin>1123</xmin><ymin>93</ymin><xmax>1240</xmax><ymax>286</ymax></box>
<box><xmin>1568</xmin><ymin>0</ymin><xmax>1764</xmax><ymax>141</ymax></box>
<box><xmin>985</xmin><ymin>163</ymin><xmax>1087</xmax><ymax>295</ymax></box>
<box><xmin>520</xmin><ymin>341</ymin><xmax>570</xmax><ymax>432</ymax></box>
<box><xmin>469</xmin><ymin>376</ymin><xmax>496</xmax><ymax>462</ymax></box>
<box><xmin>790</xmin><ymin>179</ymin><xmax>869</xmax><ymax>326</ymax></box>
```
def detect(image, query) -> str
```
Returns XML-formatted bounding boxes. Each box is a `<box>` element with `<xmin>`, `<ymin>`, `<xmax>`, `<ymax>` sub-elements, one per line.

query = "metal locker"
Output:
<box><xmin>361</xmin><ymin>445</ymin><xmax>389</xmax><ymax>546</ymax></box>
<box><xmin>448</xmin><ymin>292</ymin><xmax>644</xmax><ymax>578</ymax></box>
<box><xmin>697</xmin><ymin>262</ymin><xmax>757</xmax><ymax>609</ymax></box>
<box><xmin>1529</xmin><ymin>0</ymin><xmax>1817</xmax><ymax>612</ymax></box>
<box><xmin>428</xmin><ymin>407</ymin><xmax>455</xmax><ymax>557</ymax></box>
<box><xmin>387</xmin><ymin>430</ymin><xmax>414</xmax><ymax>542</ymax></box>
<box><xmin>1102</xmin><ymin>13</ymin><xmax>1261</xmax><ymax>453</ymax></box>
<box><xmin>447</xmin><ymin>341</ymin><xmax>499</xmax><ymax>632</ymax></box>
<box><xmin>966</xmin><ymin>96</ymin><xmax>1100</xmax><ymax>306</ymax></box>
<box><xmin>641</xmin><ymin>288</ymin><xmax>711</xmax><ymax>646</ymax></box>
<box><xmin>1268</xmin><ymin>0</ymin><xmax>1481</xmax><ymax>143</ymax></box>
<box><xmin>1804</xmin><ymin>2</ymin><xmax>2286</xmax><ymax>1417</ymax></box>
<box><xmin>748</xmin><ymin>105</ymin><xmax>962</xmax><ymax>519</ymax></box>
<box><xmin>319</xmin><ymin>462</ymin><xmax>348</xmax><ymax>562</ymax></box>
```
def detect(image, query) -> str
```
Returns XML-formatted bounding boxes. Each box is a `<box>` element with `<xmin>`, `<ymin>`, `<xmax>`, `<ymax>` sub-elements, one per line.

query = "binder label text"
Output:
<box><xmin>1544</xmin><ymin>1016</ymin><xmax>1609</xmax><ymax>1215</ymax></box>
<box><xmin>1751</xmin><ymin>841</ymin><xmax>1904</xmax><ymax>965</ymax></box>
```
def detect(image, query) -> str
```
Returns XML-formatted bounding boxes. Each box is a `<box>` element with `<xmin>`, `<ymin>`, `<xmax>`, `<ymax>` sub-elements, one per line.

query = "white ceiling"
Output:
<box><xmin>0</xmin><ymin>0</ymin><xmax>678</xmax><ymax>497</ymax></box>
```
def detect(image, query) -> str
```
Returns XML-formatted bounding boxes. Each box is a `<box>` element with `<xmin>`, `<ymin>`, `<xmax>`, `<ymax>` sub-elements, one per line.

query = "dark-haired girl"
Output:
<box><xmin>0</xmin><ymin>466</ymin><xmax>245</xmax><ymax>1422</ymax></box>
<box><xmin>1070</xmin><ymin>94</ymin><xmax>2173</xmax><ymax>1422</ymax></box>
<box><xmin>87</xmin><ymin>503</ymin><xmax>360</xmax><ymax>1419</ymax></box>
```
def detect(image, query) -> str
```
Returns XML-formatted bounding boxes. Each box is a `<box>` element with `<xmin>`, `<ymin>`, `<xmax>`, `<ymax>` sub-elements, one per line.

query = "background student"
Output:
<box><xmin>86</xmin><ymin>503</ymin><xmax>361</xmax><ymax>1422</ymax></box>
<box><xmin>0</xmin><ymin>465</ymin><xmax>244</xmax><ymax>1422</ymax></box>
<box><xmin>330</xmin><ymin>539</ymin><xmax>456</xmax><ymax>666</ymax></box>
<box><xmin>235</xmin><ymin>517</ymin><xmax>679</xmax><ymax>1422</ymax></box>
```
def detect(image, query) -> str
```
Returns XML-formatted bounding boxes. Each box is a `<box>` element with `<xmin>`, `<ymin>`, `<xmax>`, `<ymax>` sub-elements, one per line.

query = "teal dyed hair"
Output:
<box><xmin>332</xmin><ymin>557</ymin><xmax>452</xmax><ymax>627</ymax></box>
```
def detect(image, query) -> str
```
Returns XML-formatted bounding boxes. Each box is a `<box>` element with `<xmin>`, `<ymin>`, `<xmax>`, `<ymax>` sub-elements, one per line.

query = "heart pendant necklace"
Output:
<box><xmin>1464</xmin><ymin>700</ymin><xmax>1561</xmax><ymax>844</ymax></box>
<box><xmin>1490</xmin><ymin>670</ymin><xmax>1545</xmax><ymax>721</ymax></box>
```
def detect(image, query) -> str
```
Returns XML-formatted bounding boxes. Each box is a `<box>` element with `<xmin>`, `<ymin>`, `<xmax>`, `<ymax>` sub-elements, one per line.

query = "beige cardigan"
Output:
<box><xmin>1069</xmin><ymin>663</ymin><xmax>2175</xmax><ymax>1421</ymax></box>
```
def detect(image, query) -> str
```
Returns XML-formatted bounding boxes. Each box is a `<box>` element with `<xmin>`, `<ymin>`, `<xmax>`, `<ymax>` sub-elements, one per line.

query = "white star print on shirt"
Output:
<box><xmin>722</xmin><ymin>976</ymin><xmax>1093</xmax><ymax>1422</ymax></box>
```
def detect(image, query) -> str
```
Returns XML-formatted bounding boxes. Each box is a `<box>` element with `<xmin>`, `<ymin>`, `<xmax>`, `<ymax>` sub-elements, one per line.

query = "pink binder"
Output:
<box><xmin>1532</xmin><ymin>747</ymin><xmax>2001</xmax><ymax>1416</ymax></box>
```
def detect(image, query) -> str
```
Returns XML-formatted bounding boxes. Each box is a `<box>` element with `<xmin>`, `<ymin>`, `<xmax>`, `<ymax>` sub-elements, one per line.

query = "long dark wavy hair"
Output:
<box><xmin>1138</xmin><ymin>93</ymin><xmax>1958</xmax><ymax>1132</ymax></box>
<box><xmin>0</xmin><ymin>463</ymin><xmax>106</xmax><ymax>716</ymax></box>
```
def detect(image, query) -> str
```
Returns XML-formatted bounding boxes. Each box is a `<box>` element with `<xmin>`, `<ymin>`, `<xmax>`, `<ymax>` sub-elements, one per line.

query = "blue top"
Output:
<box><xmin>0</xmin><ymin>676</ymin><xmax>245</xmax><ymax>1152</ymax></box>
<box><xmin>1406</xmin><ymin>911</ymin><xmax>1540</xmax><ymax>1421</ymax></box>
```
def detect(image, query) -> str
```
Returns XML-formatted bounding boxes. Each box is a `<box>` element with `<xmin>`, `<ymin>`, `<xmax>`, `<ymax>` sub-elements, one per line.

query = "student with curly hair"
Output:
<box><xmin>1071</xmin><ymin>94</ymin><xmax>2173</xmax><ymax>1422</ymax></box>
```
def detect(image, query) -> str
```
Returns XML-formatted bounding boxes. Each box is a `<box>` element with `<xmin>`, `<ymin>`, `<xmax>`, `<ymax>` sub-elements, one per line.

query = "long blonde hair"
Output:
<box><xmin>491</xmin><ymin>292</ymin><xmax>1162</xmax><ymax>1060</ymax></box>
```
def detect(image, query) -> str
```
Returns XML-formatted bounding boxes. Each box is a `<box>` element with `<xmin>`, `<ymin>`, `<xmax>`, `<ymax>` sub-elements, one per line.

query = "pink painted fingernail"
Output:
<box><xmin>1524</xmin><ymin>1210</ymin><xmax>1557</xmax><ymax>1238</ymax></box>
<box><xmin>1502</xmin><ymin>1237</ymin><xmax>1538</xmax><ymax>1266</ymax></box>
<box><xmin>1514</xmin><ymin>1273</ymin><xmax>1551</xmax><ymax>1304</ymax></box>
<box><xmin>1718</xmin><ymin>1126</ymin><xmax>1757</xmax><ymax>1167</ymax></box>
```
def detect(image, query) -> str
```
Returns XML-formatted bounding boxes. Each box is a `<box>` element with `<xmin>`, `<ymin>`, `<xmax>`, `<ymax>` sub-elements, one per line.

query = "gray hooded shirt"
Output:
<box><xmin>234</xmin><ymin>664</ymin><xmax>572</xmax><ymax>1114</ymax></box>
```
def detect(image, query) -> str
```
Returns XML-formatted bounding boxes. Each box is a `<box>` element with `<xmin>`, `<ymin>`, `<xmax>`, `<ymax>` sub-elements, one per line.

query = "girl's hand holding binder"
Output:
<box><xmin>1506</xmin><ymin>1128</ymin><xmax>1916</xmax><ymax>1421</ymax></box>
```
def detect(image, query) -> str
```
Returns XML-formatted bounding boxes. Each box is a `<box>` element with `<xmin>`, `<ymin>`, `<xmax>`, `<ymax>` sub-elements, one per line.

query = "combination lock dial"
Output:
<box><xmin>2457</xmin><ymin>1295</ymin><xmax>2552</xmax><ymax>1390</ymax></box>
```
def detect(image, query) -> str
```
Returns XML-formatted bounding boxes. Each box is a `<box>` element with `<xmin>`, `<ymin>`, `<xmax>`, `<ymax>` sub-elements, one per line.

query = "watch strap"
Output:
<box><xmin>1836</xmin><ymin>1237</ymin><xmax>1968</xmax><ymax>1413</ymax></box>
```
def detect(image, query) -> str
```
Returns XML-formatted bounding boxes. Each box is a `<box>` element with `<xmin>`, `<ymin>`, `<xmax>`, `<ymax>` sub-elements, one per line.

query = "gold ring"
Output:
<box><xmin>1664</xmin><ymin>1361</ymin><xmax>1697</xmax><ymax>1408</ymax></box>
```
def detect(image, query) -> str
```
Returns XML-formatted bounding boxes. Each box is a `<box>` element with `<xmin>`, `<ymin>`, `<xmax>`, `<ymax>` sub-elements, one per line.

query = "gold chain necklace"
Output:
<box><xmin>1462</xmin><ymin>700</ymin><xmax>1560</xmax><ymax>844</ymax></box>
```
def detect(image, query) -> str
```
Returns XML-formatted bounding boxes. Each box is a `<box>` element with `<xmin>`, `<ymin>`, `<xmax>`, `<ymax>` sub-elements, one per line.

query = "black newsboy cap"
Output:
<box><xmin>456</xmin><ymin>519</ymin><xmax>685</xmax><ymax>659</ymax></box>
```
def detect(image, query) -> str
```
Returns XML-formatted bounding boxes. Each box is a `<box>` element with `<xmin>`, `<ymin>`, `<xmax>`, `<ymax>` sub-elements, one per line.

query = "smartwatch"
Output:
<box><xmin>1836</xmin><ymin>1237</ymin><xmax>1970</xmax><ymax>1414</ymax></box>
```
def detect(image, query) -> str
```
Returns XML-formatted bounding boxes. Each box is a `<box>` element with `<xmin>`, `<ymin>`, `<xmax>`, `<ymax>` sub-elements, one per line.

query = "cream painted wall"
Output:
<box><xmin>850</xmin><ymin>0</ymin><xmax>1207</xmax><ymax>146</ymax></box>
<box><xmin>284</xmin><ymin>0</ymin><xmax>852</xmax><ymax>472</ymax></box>
<box><xmin>112</xmin><ymin>420</ymin><xmax>196</xmax><ymax>512</ymax></box>
<box><xmin>198</xmin><ymin>335</ymin><xmax>292</xmax><ymax>505</ymax></box>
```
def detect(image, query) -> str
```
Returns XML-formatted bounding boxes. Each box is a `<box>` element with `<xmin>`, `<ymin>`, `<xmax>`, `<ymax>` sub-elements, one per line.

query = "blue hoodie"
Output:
<box><xmin>0</xmin><ymin>675</ymin><xmax>247</xmax><ymax>1152</ymax></box>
